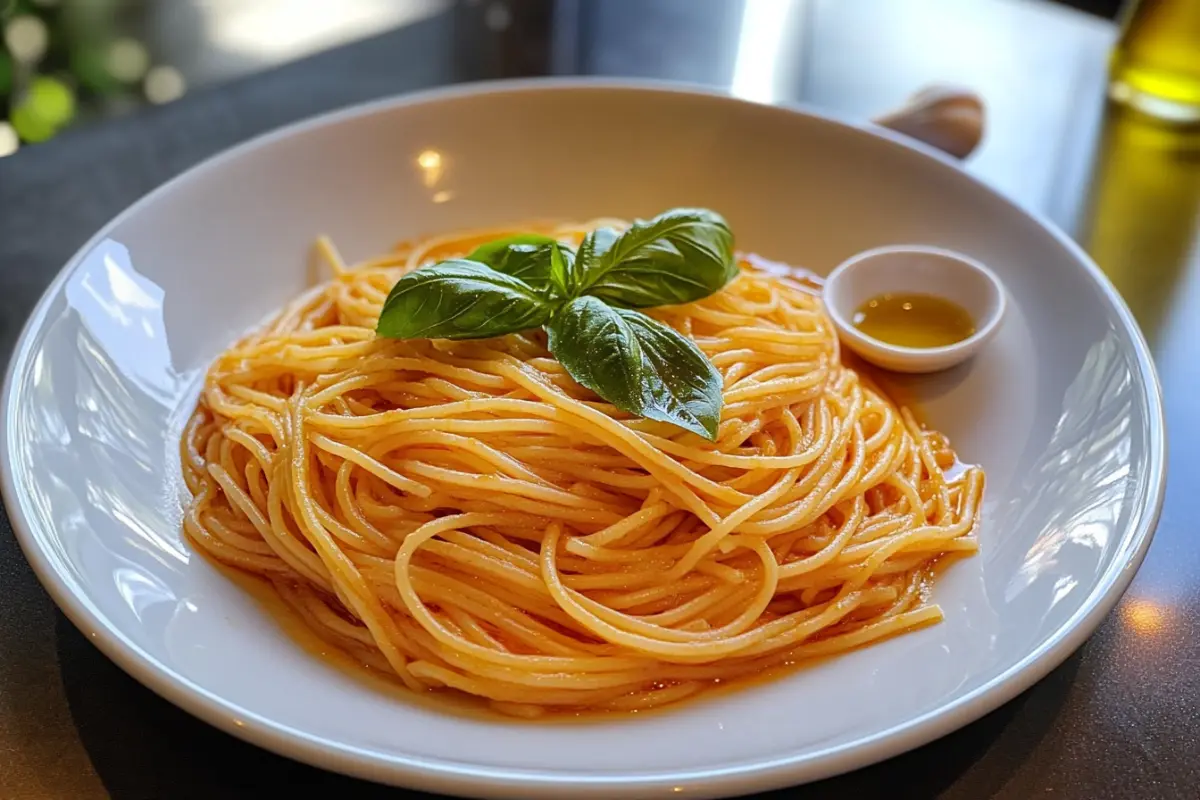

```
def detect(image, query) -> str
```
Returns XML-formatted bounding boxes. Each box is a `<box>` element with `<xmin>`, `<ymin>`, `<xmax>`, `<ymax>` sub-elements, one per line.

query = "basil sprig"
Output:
<box><xmin>376</xmin><ymin>208</ymin><xmax>735</xmax><ymax>439</ymax></box>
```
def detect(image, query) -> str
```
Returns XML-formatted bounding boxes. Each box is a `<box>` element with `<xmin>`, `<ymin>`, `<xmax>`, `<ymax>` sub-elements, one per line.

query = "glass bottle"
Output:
<box><xmin>1110</xmin><ymin>0</ymin><xmax>1200</xmax><ymax>121</ymax></box>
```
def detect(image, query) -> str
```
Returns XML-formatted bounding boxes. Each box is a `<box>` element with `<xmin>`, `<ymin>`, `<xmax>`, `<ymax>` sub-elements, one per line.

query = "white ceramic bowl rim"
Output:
<box><xmin>0</xmin><ymin>77</ymin><xmax>1167</xmax><ymax>798</ymax></box>
<box><xmin>823</xmin><ymin>244</ymin><xmax>1008</xmax><ymax>357</ymax></box>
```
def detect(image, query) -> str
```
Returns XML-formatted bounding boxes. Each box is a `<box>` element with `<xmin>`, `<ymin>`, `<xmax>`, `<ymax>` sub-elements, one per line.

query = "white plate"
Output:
<box><xmin>0</xmin><ymin>80</ymin><xmax>1165</xmax><ymax>799</ymax></box>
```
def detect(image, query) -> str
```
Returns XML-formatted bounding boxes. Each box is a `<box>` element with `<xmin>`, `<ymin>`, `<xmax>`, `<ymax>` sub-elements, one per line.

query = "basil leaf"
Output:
<box><xmin>574</xmin><ymin>226</ymin><xmax>618</xmax><ymax>297</ymax></box>
<box><xmin>547</xmin><ymin>243</ymin><xmax>572</xmax><ymax>297</ymax></box>
<box><xmin>546</xmin><ymin>296</ymin><xmax>722</xmax><ymax>440</ymax></box>
<box><xmin>376</xmin><ymin>260</ymin><xmax>553</xmax><ymax>340</ymax></box>
<box><xmin>467</xmin><ymin>234</ymin><xmax>558</xmax><ymax>265</ymax></box>
<box><xmin>467</xmin><ymin>235</ymin><xmax>573</xmax><ymax>297</ymax></box>
<box><xmin>577</xmin><ymin>208</ymin><xmax>736</xmax><ymax>308</ymax></box>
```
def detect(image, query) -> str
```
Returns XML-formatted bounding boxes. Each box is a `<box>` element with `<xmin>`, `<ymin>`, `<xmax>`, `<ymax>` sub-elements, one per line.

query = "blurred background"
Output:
<box><xmin>0</xmin><ymin>0</ymin><xmax>454</xmax><ymax>154</ymax></box>
<box><xmin>0</xmin><ymin>0</ymin><xmax>1133</xmax><ymax>159</ymax></box>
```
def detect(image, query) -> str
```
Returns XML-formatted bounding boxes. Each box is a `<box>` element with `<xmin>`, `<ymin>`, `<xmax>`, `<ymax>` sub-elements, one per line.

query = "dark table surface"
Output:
<box><xmin>1</xmin><ymin>1</ymin><xmax>1197</xmax><ymax>798</ymax></box>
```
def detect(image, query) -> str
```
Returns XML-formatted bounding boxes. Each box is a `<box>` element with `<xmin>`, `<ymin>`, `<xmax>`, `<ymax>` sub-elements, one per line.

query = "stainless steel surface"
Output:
<box><xmin>0</xmin><ymin>1</ymin><xmax>1195</xmax><ymax>797</ymax></box>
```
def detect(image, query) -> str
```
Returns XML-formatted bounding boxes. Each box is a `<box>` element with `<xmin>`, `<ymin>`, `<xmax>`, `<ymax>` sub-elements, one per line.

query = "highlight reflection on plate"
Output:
<box><xmin>1</xmin><ymin>81</ymin><xmax>1164</xmax><ymax>800</ymax></box>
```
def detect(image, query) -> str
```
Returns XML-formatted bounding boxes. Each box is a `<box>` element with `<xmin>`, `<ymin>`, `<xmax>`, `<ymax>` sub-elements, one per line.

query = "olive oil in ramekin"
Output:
<box><xmin>852</xmin><ymin>293</ymin><xmax>975</xmax><ymax>349</ymax></box>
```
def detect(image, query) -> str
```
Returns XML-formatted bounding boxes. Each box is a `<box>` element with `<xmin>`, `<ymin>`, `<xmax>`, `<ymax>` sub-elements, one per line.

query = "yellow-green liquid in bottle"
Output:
<box><xmin>1111</xmin><ymin>0</ymin><xmax>1200</xmax><ymax>121</ymax></box>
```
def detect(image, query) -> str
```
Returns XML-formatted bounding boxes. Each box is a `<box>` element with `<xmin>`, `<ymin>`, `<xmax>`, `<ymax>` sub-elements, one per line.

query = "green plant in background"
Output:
<box><xmin>1</xmin><ymin>0</ymin><xmax>176</xmax><ymax>155</ymax></box>
<box><xmin>11</xmin><ymin>74</ymin><xmax>74</xmax><ymax>141</ymax></box>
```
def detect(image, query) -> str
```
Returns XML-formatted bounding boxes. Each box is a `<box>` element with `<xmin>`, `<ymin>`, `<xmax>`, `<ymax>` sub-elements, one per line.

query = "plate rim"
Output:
<box><xmin>0</xmin><ymin>77</ymin><xmax>1168</xmax><ymax>799</ymax></box>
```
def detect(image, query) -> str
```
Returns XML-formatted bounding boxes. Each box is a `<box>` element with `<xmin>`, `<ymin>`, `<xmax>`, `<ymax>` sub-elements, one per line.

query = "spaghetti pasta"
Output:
<box><xmin>181</xmin><ymin>219</ymin><xmax>983</xmax><ymax>717</ymax></box>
